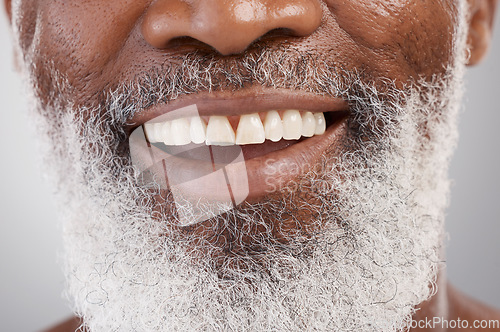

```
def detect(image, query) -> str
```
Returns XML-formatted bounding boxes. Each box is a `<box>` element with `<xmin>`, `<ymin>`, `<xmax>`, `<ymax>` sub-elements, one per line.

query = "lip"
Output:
<box><xmin>124</xmin><ymin>87</ymin><xmax>349</xmax><ymax>132</ymax></box>
<box><xmin>127</xmin><ymin>87</ymin><xmax>349</xmax><ymax>203</ymax></box>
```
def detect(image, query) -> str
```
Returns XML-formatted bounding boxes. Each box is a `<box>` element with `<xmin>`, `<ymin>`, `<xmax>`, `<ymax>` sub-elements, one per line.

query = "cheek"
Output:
<box><xmin>13</xmin><ymin>0</ymin><xmax>38</xmax><ymax>54</ymax></box>
<box><xmin>17</xmin><ymin>0</ymin><xmax>148</xmax><ymax>103</ymax></box>
<box><xmin>324</xmin><ymin>0</ymin><xmax>456</xmax><ymax>79</ymax></box>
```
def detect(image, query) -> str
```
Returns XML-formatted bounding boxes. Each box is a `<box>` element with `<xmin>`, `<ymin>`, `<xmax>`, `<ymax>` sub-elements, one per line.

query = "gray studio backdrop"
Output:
<box><xmin>1</xmin><ymin>11</ymin><xmax>499</xmax><ymax>332</ymax></box>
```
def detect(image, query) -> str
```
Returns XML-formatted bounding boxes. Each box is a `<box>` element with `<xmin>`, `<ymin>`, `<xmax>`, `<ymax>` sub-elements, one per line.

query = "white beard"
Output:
<box><xmin>25</xmin><ymin>3</ymin><xmax>469</xmax><ymax>331</ymax></box>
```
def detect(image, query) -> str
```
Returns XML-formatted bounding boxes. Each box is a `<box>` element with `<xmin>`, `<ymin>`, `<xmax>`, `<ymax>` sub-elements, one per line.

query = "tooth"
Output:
<box><xmin>170</xmin><ymin>118</ymin><xmax>191</xmax><ymax>145</ymax></box>
<box><xmin>282</xmin><ymin>110</ymin><xmax>302</xmax><ymax>140</ymax></box>
<box><xmin>264</xmin><ymin>110</ymin><xmax>283</xmax><ymax>142</ymax></box>
<box><xmin>301</xmin><ymin>112</ymin><xmax>316</xmax><ymax>137</ymax></box>
<box><xmin>235</xmin><ymin>113</ymin><xmax>265</xmax><ymax>145</ymax></box>
<box><xmin>190</xmin><ymin>116</ymin><xmax>207</xmax><ymax>144</ymax></box>
<box><xmin>206</xmin><ymin>116</ymin><xmax>236</xmax><ymax>146</ymax></box>
<box><xmin>144</xmin><ymin>123</ymin><xmax>157</xmax><ymax>143</ymax></box>
<box><xmin>161</xmin><ymin>121</ymin><xmax>175</xmax><ymax>145</ymax></box>
<box><xmin>314</xmin><ymin>113</ymin><xmax>326</xmax><ymax>135</ymax></box>
<box><xmin>152</xmin><ymin>122</ymin><xmax>166</xmax><ymax>143</ymax></box>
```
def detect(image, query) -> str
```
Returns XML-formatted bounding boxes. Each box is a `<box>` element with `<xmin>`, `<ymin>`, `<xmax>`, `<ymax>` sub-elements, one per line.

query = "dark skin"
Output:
<box><xmin>4</xmin><ymin>0</ymin><xmax>499</xmax><ymax>331</ymax></box>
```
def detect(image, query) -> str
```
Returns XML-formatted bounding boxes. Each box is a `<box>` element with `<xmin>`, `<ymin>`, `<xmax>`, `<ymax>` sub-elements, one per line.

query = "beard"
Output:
<box><xmin>24</xmin><ymin>3</ymin><xmax>469</xmax><ymax>331</ymax></box>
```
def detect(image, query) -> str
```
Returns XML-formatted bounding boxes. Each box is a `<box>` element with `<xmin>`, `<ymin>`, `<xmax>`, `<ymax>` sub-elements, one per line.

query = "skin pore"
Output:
<box><xmin>3</xmin><ymin>0</ymin><xmax>500</xmax><ymax>331</ymax></box>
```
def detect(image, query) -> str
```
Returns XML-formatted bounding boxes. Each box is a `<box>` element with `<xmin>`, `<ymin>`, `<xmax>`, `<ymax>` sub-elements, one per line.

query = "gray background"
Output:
<box><xmin>1</xmin><ymin>11</ymin><xmax>499</xmax><ymax>332</ymax></box>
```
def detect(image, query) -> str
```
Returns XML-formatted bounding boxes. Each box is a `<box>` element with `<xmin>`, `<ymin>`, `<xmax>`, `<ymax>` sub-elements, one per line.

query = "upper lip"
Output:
<box><xmin>124</xmin><ymin>87</ymin><xmax>349</xmax><ymax>134</ymax></box>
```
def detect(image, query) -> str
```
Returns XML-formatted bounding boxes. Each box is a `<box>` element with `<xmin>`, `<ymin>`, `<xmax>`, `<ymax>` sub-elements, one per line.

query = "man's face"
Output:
<box><xmin>11</xmin><ymin>0</ymin><xmax>461</xmax><ymax>236</ymax></box>
<box><xmin>7</xmin><ymin>0</ymin><xmax>476</xmax><ymax>331</ymax></box>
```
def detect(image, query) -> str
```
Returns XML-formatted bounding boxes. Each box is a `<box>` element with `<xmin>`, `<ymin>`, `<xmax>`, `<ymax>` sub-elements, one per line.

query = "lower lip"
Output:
<box><xmin>134</xmin><ymin>112</ymin><xmax>348</xmax><ymax>203</ymax></box>
<box><xmin>130</xmin><ymin>112</ymin><xmax>348</xmax><ymax>226</ymax></box>
<box><xmin>242</xmin><ymin>114</ymin><xmax>347</xmax><ymax>200</ymax></box>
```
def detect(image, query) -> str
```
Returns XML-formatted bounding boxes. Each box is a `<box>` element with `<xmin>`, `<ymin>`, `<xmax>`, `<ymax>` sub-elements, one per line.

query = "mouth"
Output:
<box><xmin>127</xmin><ymin>89</ymin><xmax>349</xmax><ymax>202</ymax></box>
<box><xmin>144</xmin><ymin>109</ymin><xmax>337</xmax><ymax>158</ymax></box>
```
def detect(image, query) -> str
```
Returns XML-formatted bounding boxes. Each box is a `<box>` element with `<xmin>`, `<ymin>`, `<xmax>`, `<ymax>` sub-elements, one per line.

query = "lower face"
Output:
<box><xmin>13</xmin><ymin>0</ymin><xmax>468</xmax><ymax>331</ymax></box>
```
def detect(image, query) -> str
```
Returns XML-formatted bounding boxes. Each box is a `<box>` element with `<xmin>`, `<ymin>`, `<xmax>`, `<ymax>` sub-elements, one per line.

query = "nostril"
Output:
<box><xmin>244</xmin><ymin>28</ymin><xmax>299</xmax><ymax>50</ymax></box>
<box><xmin>261</xmin><ymin>28</ymin><xmax>298</xmax><ymax>39</ymax></box>
<box><xmin>165</xmin><ymin>36</ymin><xmax>216</xmax><ymax>52</ymax></box>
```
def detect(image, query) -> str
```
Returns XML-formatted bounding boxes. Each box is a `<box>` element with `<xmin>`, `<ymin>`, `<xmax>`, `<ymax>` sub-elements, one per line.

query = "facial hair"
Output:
<box><xmin>22</xmin><ymin>2</ymin><xmax>469</xmax><ymax>331</ymax></box>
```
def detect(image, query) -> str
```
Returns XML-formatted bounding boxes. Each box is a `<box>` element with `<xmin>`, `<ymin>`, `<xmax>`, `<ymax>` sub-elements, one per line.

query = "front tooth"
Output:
<box><xmin>190</xmin><ymin>116</ymin><xmax>207</xmax><ymax>144</ymax></box>
<box><xmin>302</xmin><ymin>112</ymin><xmax>316</xmax><ymax>137</ymax></box>
<box><xmin>314</xmin><ymin>113</ymin><xmax>326</xmax><ymax>135</ymax></box>
<box><xmin>144</xmin><ymin>123</ymin><xmax>157</xmax><ymax>143</ymax></box>
<box><xmin>206</xmin><ymin>116</ymin><xmax>236</xmax><ymax>146</ymax></box>
<box><xmin>153</xmin><ymin>122</ymin><xmax>167</xmax><ymax>143</ymax></box>
<box><xmin>171</xmin><ymin>118</ymin><xmax>191</xmax><ymax>145</ymax></box>
<box><xmin>282</xmin><ymin>110</ymin><xmax>302</xmax><ymax>140</ymax></box>
<box><xmin>161</xmin><ymin>121</ymin><xmax>175</xmax><ymax>145</ymax></box>
<box><xmin>235</xmin><ymin>113</ymin><xmax>265</xmax><ymax>145</ymax></box>
<box><xmin>264</xmin><ymin>110</ymin><xmax>283</xmax><ymax>142</ymax></box>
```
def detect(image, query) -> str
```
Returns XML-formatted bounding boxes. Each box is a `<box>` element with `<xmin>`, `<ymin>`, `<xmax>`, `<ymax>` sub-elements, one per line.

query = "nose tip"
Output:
<box><xmin>141</xmin><ymin>0</ymin><xmax>323</xmax><ymax>55</ymax></box>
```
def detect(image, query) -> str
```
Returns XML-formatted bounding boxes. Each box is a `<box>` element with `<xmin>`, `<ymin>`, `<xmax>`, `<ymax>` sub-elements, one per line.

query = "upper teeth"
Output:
<box><xmin>144</xmin><ymin>111</ymin><xmax>327</xmax><ymax>146</ymax></box>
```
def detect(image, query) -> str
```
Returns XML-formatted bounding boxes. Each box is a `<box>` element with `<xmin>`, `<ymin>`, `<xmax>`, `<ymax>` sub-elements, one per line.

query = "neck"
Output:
<box><xmin>411</xmin><ymin>272</ymin><xmax>500</xmax><ymax>332</ymax></box>
<box><xmin>411</xmin><ymin>271</ymin><xmax>450</xmax><ymax>332</ymax></box>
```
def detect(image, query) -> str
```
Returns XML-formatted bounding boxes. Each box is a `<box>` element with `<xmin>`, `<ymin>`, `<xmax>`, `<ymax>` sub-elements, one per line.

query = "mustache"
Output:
<box><xmin>103</xmin><ymin>45</ymin><xmax>398</xmax><ymax>127</ymax></box>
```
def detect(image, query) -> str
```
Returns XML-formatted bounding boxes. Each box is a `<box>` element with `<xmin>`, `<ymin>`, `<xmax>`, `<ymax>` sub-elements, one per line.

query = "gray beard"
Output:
<box><xmin>26</xmin><ymin>3</ymin><xmax>468</xmax><ymax>330</ymax></box>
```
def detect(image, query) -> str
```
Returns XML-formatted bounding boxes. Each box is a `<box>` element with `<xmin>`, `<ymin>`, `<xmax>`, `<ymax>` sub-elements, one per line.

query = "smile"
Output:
<box><xmin>128</xmin><ymin>90</ymin><xmax>350</xmax><ymax>200</ymax></box>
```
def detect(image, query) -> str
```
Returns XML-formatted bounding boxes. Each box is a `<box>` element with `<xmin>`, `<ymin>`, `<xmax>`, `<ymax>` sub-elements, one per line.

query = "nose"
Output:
<box><xmin>141</xmin><ymin>0</ymin><xmax>323</xmax><ymax>55</ymax></box>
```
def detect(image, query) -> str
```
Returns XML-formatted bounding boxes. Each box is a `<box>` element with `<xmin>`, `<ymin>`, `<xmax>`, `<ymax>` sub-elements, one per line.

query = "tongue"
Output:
<box><xmin>159</xmin><ymin>139</ymin><xmax>303</xmax><ymax>162</ymax></box>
